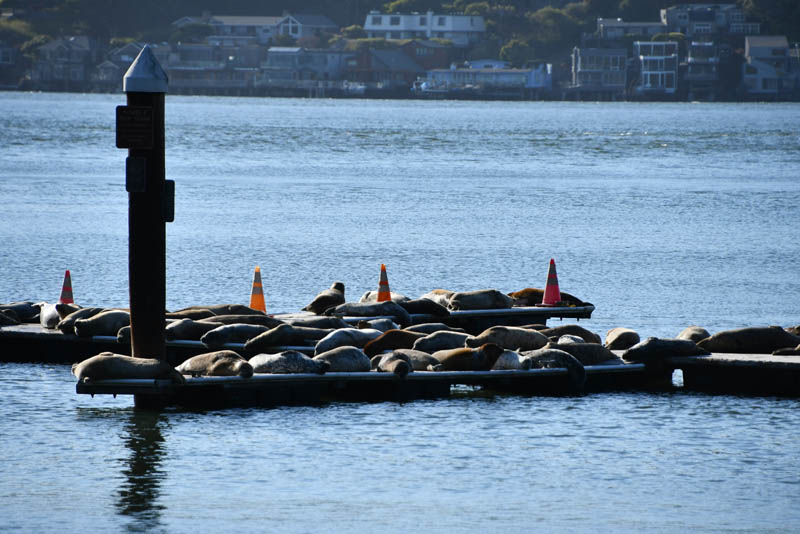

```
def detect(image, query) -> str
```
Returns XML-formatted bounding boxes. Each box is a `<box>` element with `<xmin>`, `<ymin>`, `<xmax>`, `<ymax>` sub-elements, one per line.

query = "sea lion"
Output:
<box><xmin>282</xmin><ymin>316</ymin><xmax>351</xmax><ymax>329</ymax></box>
<box><xmin>773</xmin><ymin>344</ymin><xmax>800</xmax><ymax>356</ymax></box>
<box><xmin>359</xmin><ymin>290</ymin><xmax>410</xmax><ymax>303</ymax></box>
<box><xmin>404</xmin><ymin>323</ymin><xmax>466</xmax><ymax>335</ymax></box>
<box><xmin>0</xmin><ymin>301</ymin><xmax>40</xmax><ymax>323</ymax></box>
<box><xmin>200</xmin><ymin>323</ymin><xmax>271</xmax><ymax>349</ymax></box>
<box><xmin>447</xmin><ymin>289</ymin><xmax>515</xmax><ymax>311</ymax></box>
<box><xmin>74</xmin><ymin>309</ymin><xmax>130</xmax><ymax>337</ymax></box>
<box><xmin>38</xmin><ymin>302</ymin><xmax>61</xmax><ymax>329</ymax></box>
<box><xmin>72</xmin><ymin>352</ymin><xmax>184</xmax><ymax>383</ymax></box>
<box><xmin>56</xmin><ymin>306</ymin><xmax>104</xmax><ymax>335</ymax></box>
<box><xmin>357</xmin><ymin>318</ymin><xmax>399</xmax><ymax>332</ymax></box>
<box><xmin>419</xmin><ymin>289</ymin><xmax>454</xmax><ymax>308</ymax></box>
<box><xmin>622</xmin><ymin>337</ymin><xmax>710</xmax><ymax>363</ymax></box>
<box><xmin>325</xmin><ymin>300</ymin><xmax>412</xmax><ymax>327</ymax></box>
<box><xmin>55</xmin><ymin>302</ymin><xmax>81</xmax><ymax>319</ymax></box>
<box><xmin>165</xmin><ymin>318</ymin><xmax>224</xmax><ymax>341</ymax></box>
<box><xmin>314</xmin><ymin>328</ymin><xmax>383</xmax><ymax>355</ymax></box>
<box><xmin>166</xmin><ymin>308</ymin><xmax>216</xmax><ymax>320</ymax></box>
<box><xmin>0</xmin><ymin>310</ymin><xmax>20</xmax><ymax>326</ymax></box>
<box><xmin>176</xmin><ymin>350</ymin><xmax>253</xmax><ymax>378</ymax></box>
<box><xmin>116</xmin><ymin>325</ymin><xmax>131</xmax><ymax>345</ymax></box>
<box><xmin>388</xmin><ymin>349</ymin><xmax>443</xmax><ymax>371</ymax></box>
<box><xmin>492</xmin><ymin>350</ymin><xmax>533</xmax><ymax>370</ymax></box>
<box><xmin>465</xmin><ymin>325</ymin><xmax>549</xmax><ymax>351</ymax></box>
<box><xmin>302</xmin><ymin>281</ymin><xmax>345</xmax><ymax>315</ymax></box>
<box><xmin>249</xmin><ymin>351</ymin><xmax>329</xmax><ymax>374</ymax></box>
<box><xmin>557</xmin><ymin>335</ymin><xmax>585</xmax><ymax>344</ymax></box>
<box><xmin>412</xmin><ymin>330</ymin><xmax>471</xmax><ymax>353</ymax></box>
<box><xmin>198</xmin><ymin>304</ymin><xmax>265</xmax><ymax>316</ymax></box>
<box><xmin>605</xmin><ymin>327</ymin><xmax>641</xmax><ymax>350</ymax></box>
<box><xmin>538</xmin><ymin>324</ymin><xmax>602</xmax><ymax>344</ymax></box>
<box><xmin>198</xmin><ymin>314</ymin><xmax>284</xmax><ymax>328</ymax></box>
<box><xmin>696</xmin><ymin>326</ymin><xmax>800</xmax><ymax>354</ymax></box>
<box><xmin>398</xmin><ymin>298</ymin><xmax>450</xmax><ymax>317</ymax></box>
<box><xmin>529</xmin><ymin>342</ymin><xmax>621</xmax><ymax>366</ymax></box>
<box><xmin>313</xmin><ymin>345</ymin><xmax>371</xmax><ymax>372</ymax></box>
<box><xmin>363</xmin><ymin>329</ymin><xmax>427</xmax><ymax>357</ymax></box>
<box><xmin>676</xmin><ymin>326</ymin><xmax>711</xmax><ymax>343</ymax></box>
<box><xmin>432</xmin><ymin>343</ymin><xmax>504</xmax><ymax>371</ymax></box>
<box><xmin>370</xmin><ymin>352</ymin><xmax>412</xmax><ymax>378</ymax></box>
<box><xmin>244</xmin><ymin>324</ymin><xmax>332</xmax><ymax>354</ymax></box>
<box><xmin>507</xmin><ymin>287</ymin><xmax>585</xmax><ymax>307</ymax></box>
<box><xmin>524</xmin><ymin>347</ymin><xmax>586</xmax><ymax>390</ymax></box>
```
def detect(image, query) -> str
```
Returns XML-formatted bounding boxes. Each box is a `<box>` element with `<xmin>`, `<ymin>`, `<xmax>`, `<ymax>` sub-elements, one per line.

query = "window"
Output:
<box><xmin>419</xmin><ymin>16</ymin><xmax>426</xmax><ymax>25</ymax></box>
<box><xmin>372</xmin><ymin>16</ymin><xmax>382</xmax><ymax>25</ymax></box>
<box><xmin>694</xmin><ymin>23</ymin><xmax>711</xmax><ymax>34</ymax></box>
<box><xmin>438</xmin><ymin>17</ymin><xmax>446</xmax><ymax>26</ymax></box>
<box><xmin>390</xmin><ymin>16</ymin><xmax>400</xmax><ymax>26</ymax></box>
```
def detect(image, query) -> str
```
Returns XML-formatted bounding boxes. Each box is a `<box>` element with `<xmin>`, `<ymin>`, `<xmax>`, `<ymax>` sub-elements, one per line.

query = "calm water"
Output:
<box><xmin>1</xmin><ymin>92</ymin><xmax>799</xmax><ymax>532</ymax></box>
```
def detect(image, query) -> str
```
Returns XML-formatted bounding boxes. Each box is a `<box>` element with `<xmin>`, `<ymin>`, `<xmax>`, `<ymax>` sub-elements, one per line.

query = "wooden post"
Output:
<box><xmin>117</xmin><ymin>45</ymin><xmax>171</xmax><ymax>361</ymax></box>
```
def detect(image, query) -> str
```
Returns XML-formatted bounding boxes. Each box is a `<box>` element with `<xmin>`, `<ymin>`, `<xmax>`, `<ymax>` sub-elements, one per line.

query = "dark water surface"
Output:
<box><xmin>1</xmin><ymin>92</ymin><xmax>799</xmax><ymax>531</ymax></box>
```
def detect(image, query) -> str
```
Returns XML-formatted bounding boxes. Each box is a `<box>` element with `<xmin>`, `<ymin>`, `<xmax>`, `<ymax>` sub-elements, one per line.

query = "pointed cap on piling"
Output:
<box><xmin>123</xmin><ymin>44</ymin><xmax>168</xmax><ymax>93</ymax></box>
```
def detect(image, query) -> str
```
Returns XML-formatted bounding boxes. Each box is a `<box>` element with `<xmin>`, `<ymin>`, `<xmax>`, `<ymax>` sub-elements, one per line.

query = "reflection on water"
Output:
<box><xmin>116</xmin><ymin>410</ymin><xmax>168</xmax><ymax>533</ymax></box>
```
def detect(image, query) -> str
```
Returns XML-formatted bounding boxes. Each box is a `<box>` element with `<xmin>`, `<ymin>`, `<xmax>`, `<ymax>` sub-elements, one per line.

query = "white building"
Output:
<box><xmin>363</xmin><ymin>10</ymin><xmax>485</xmax><ymax>47</ymax></box>
<box><xmin>742</xmin><ymin>35</ymin><xmax>798</xmax><ymax>98</ymax></box>
<box><xmin>633</xmin><ymin>41</ymin><xmax>678</xmax><ymax>97</ymax></box>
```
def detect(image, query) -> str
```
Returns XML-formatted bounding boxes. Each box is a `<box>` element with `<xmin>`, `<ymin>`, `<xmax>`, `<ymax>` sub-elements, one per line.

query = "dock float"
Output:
<box><xmin>668</xmin><ymin>353</ymin><xmax>800</xmax><ymax>396</ymax></box>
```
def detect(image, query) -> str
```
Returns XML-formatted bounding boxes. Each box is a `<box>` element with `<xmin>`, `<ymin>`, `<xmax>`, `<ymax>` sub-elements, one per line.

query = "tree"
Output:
<box><xmin>500</xmin><ymin>38</ymin><xmax>533</xmax><ymax>67</ymax></box>
<box><xmin>383</xmin><ymin>0</ymin><xmax>441</xmax><ymax>14</ymax></box>
<box><xmin>526</xmin><ymin>7</ymin><xmax>580</xmax><ymax>60</ymax></box>
<box><xmin>169</xmin><ymin>23</ymin><xmax>213</xmax><ymax>44</ymax></box>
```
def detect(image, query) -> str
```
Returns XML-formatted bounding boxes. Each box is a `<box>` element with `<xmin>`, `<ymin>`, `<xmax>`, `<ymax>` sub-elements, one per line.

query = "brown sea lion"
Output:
<box><xmin>177</xmin><ymin>350</ymin><xmax>253</xmax><ymax>378</ymax></box>
<box><xmin>465</xmin><ymin>325</ymin><xmax>549</xmax><ymax>351</ymax></box>
<box><xmin>507</xmin><ymin>288</ymin><xmax>585</xmax><ymax>307</ymax></box>
<box><xmin>412</xmin><ymin>330</ymin><xmax>471</xmax><ymax>353</ymax></box>
<box><xmin>74</xmin><ymin>309</ymin><xmax>131</xmax><ymax>337</ymax></box>
<box><xmin>370</xmin><ymin>352</ymin><xmax>413</xmax><ymax>378</ymax></box>
<box><xmin>72</xmin><ymin>352</ymin><xmax>184</xmax><ymax>383</ymax></box>
<box><xmin>432</xmin><ymin>343</ymin><xmax>504</xmax><ymax>371</ymax></box>
<box><xmin>622</xmin><ymin>337</ymin><xmax>710</xmax><ymax>363</ymax></box>
<box><xmin>302</xmin><ymin>281</ymin><xmax>345</xmax><ymax>315</ymax></box>
<box><xmin>165</xmin><ymin>318</ymin><xmax>224</xmax><ymax>341</ymax></box>
<box><xmin>363</xmin><ymin>329</ymin><xmax>427</xmax><ymax>357</ymax></box>
<box><xmin>56</xmin><ymin>306</ymin><xmax>104</xmax><ymax>335</ymax></box>
<box><xmin>249</xmin><ymin>351</ymin><xmax>329</xmax><ymax>374</ymax></box>
<box><xmin>538</xmin><ymin>324</ymin><xmax>602</xmax><ymax>344</ymax></box>
<box><xmin>676</xmin><ymin>326</ymin><xmax>711</xmax><ymax>343</ymax></box>
<box><xmin>314</xmin><ymin>328</ymin><xmax>383</xmax><ymax>355</ymax></box>
<box><xmin>313</xmin><ymin>346</ymin><xmax>371</xmax><ymax>372</ymax></box>
<box><xmin>696</xmin><ymin>326</ymin><xmax>800</xmax><ymax>354</ymax></box>
<box><xmin>447</xmin><ymin>289</ymin><xmax>515</xmax><ymax>311</ymax></box>
<box><xmin>605</xmin><ymin>327</ymin><xmax>641</xmax><ymax>350</ymax></box>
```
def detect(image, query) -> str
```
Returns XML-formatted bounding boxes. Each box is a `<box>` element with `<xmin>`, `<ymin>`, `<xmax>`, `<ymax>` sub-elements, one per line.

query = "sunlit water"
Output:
<box><xmin>1</xmin><ymin>92</ymin><xmax>799</xmax><ymax>531</ymax></box>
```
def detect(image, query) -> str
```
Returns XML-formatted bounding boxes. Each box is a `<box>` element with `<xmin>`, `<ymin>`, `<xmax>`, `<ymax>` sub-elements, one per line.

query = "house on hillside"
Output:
<box><xmin>276</xmin><ymin>14</ymin><xmax>339</xmax><ymax>40</ymax></box>
<box><xmin>660</xmin><ymin>4</ymin><xmax>759</xmax><ymax>37</ymax></box>
<box><xmin>741</xmin><ymin>35</ymin><xmax>798</xmax><ymax>99</ymax></box>
<box><xmin>363</xmin><ymin>10</ymin><xmax>485</xmax><ymax>47</ymax></box>
<box><xmin>172</xmin><ymin>13</ymin><xmax>338</xmax><ymax>46</ymax></box>
<box><xmin>596</xmin><ymin>18</ymin><xmax>666</xmax><ymax>40</ymax></box>
<box><xmin>30</xmin><ymin>36</ymin><xmax>100</xmax><ymax>91</ymax></box>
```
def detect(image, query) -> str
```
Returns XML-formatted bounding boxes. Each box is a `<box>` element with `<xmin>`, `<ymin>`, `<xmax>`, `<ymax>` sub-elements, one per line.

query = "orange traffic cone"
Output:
<box><xmin>59</xmin><ymin>269</ymin><xmax>74</xmax><ymax>304</ymax></box>
<box><xmin>249</xmin><ymin>266</ymin><xmax>266</xmax><ymax>313</ymax></box>
<box><xmin>377</xmin><ymin>264</ymin><xmax>391</xmax><ymax>302</ymax></box>
<box><xmin>540</xmin><ymin>258</ymin><xmax>561</xmax><ymax>307</ymax></box>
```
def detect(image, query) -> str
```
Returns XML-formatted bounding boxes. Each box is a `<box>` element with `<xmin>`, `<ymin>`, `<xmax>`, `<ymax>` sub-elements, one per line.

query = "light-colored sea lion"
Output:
<box><xmin>165</xmin><ymin>318</ymin><xmax>224</xmax><ymax>341</ymax></box>
<box><xmin>398</xmin><ymin>298</ymin><xmax>450</xmax><ymax>317</ymax></box>
<box><xmin>56</xmin><ymin>306</ymin><xmax>104</xmax><ymax>334</ymax></box>
<box><xmin>176</xmin><ymin>350</ymin><xmax>253</xmax><ymax>378</ymax></box>
<box><xmin>492</xmin><ymin>350</ymin><xmax>533</xmax><ymax>370</ymax></box>
<box><xmin>244</xmin><ymin>324</ymin><xmax>332</xmax><ymax>354</ymax></box>
<box><xmin>359</xmin><ymin>290</ymin><xmax>410</xmax><ymax>303</ymax></box>
<box><xmin>302</xmin><ymin>281</ymin><xmax>345</xmax><ymax>315</ymax></box>
<box><xmin>419</xmin><ymin>289</ymin><xmax>454</xmax><ymax>308</ymax></box>
<box><xmin>0</xmin><ymin>301</ymin><xmax>40</xmax><ymax>323</ymax></box>
<box><xmin>200</xmin><ymin>323</ymin><xmax>271</xmax><ymax>349</ymax></box>
<box><xmin>313</xmin><ymin>345</ymin><xmax>371</xmax><ymax>372</ymax></box>
<box><xmin>314</xmin><ymin>328</ymin><xmax>383</xmax><ymax>355</ymax></box>
<box><xmin>38</xmin><ymin>302</ymin><xmax>61</xmax><ymax>329</ymax></box>
<box><xmin>325</xmin><ymin>300</ymin><xmax>412</xmax><ymax>327</ymax></box>
<box><xmin>166</xmin><ymin>308</ymin><xmax>216</xmax><ymax>320</ymax></box>
<box><xmin>447</xmin><ymin>289</ymin><xmax>515</xmax><ymax>311</ymax></box>
<box><xmin>538</xmin><ymin>324</ymin><xmax>602</xmax><ymax>344</ymax></box>
<box><xmin>412</xmin><ymin>330</ymin><xmax>471</xmax><ymax>353</ymax></box>
<box><xmin>370</xmin><ymin>352</ymin><xmax>412</xmax><ymax>377</ymax></box>
<box><xmin>283</xmin><ymin>316</ymin><xmax>351</xmax><ymax>329</ymax></box>
<box><xmin>465</xmin><ymin>325</ymin><xmax>549</xmax><ymax>351</ymax></box>
<box><xmin>404</xmin><ymin>323</ymin><xmax>466</xmax><ymax>335</ymax></box>
<box><xmin>605</xmin><ymin>327</ymin><xmax>640</xmax><ymax>350</ymax></box>
<box><xmin>696</xmin><ymin>326</ymin><xmax>800</xmax><ymax>354</ymax></box>
<box><xmin>74</xmin><ymin>309</ymin><xmax>131</xmax><ymax>337</ymax></box>
<box><xmin>622</xmin><ymin>337</ymin><xmax>710</xmax><ymax>363</ymax></box>
<box><xmin>249</xmin><ymin>351</ymin><xmax>329</xmax><ymax>374</ymax></box>
<box><xmin>676</xmin><ymin>326</ymin><xmax>711</xmax><ymax>343</ymax></box>
<box><xmin>524</xmin><ymin>347</ymin><xmax>586</xmax><ymax>390</ymax></box>
<box><xmin>507</xmin><ymin>288</ymin><xmax>585</xmax><ymax>307</ymax></box>
<box><xmin>557</xmin><ymin>334</ymin><xmax>585</xmax><ymax>344</ymax></box>
<box><xmin>72</xmin><ymin>352</ymin><xmax>184</xmax><ymax>383</ymax></box>
<box><xmin>529</xmin><ymin>342</ymin><xmax>621</xmax><ymax>366</ymax></box>
<box><xmin>432</xmin><ymin>343</ymin><xmax>504</xmax><ymax>371</ymax></box>
<box><xmin>363</xmin><ymin>329</ymin><xmax>427</xmax><ymax>357</ymax></box>
<box><xmin>357</xmin><ymin>318</ymin><xmax>399</xmax><ymax>332</ymax></box>
<box><xmin>388</xmin><ymin>349</ymin><xmax>443</xmax><ymax>371</ymax></box>
<box><xmin>198</xmin><ymin>314</ymin><xmax>283</xmax><ymax>328</ymax></box>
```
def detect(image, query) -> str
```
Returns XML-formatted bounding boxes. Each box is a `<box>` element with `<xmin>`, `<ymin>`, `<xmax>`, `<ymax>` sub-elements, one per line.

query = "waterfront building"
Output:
<box><xmin>398</xmin><ymin>39</ymin><xmax>453</xmax><ymax>70</ymax></box>
<box><xmin>260</xmin><ymin>47</ymin><xmax>354</xmax><ymax>83</ymax></box>
<box><xmin>741</xmin><ymin>35</ymin><xmax>799</xmax><ymax>99</ymax></box>
<box><xmin>363</xmin><ymin>10</ymin><xmax>485</xmax><ymax>47</ymax></box>
<box><xmin>345</xmin><ymin>48</ymin><xmax>425</xmax><ymax>87</ymax></box>
<box><xmin>685</xmin><ymin>41</ymin><xmax>720</xmax><ymax>101</ymax></box>
<box><xmin>631</xmin><ymin>41</ymin><xmax>679</xmax><ymax>98</ymax></box>
<box><xmin>30</xmin><ymin>36</ymin><xmax>100</xmax><ymax>92</ymax></box>
<box><xmin>569</xmin><ymin>47</ymin><xmax>627</xmax><ymax>100</ymax></box>
<box><xmin>423</xmin><ymin>63</ymin><xmax>552</xmax><ymax>95</ymax></box>
<box><xmin>660</xmin><ymin>4</ymin><xmax>759</xmax><ymax>37</ymax></box>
